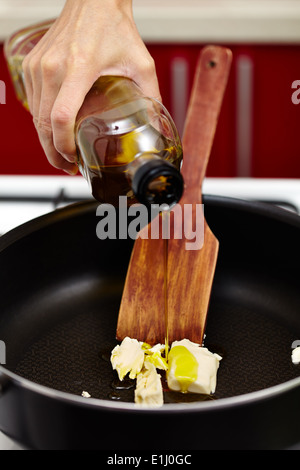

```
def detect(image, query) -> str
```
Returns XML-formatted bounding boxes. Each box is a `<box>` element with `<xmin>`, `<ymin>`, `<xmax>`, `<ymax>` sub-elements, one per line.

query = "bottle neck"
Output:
<box><xmin>127</xmin><ymin>154</ymin><xmax>184</xmax><ymax>209</ymax></box>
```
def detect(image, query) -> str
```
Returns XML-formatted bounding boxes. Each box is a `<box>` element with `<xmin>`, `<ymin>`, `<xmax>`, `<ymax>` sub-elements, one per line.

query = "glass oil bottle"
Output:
<box><xmin>5</xmin><ymin>20</ymin><xmax>184</xmax><ymax>209</ymax></box>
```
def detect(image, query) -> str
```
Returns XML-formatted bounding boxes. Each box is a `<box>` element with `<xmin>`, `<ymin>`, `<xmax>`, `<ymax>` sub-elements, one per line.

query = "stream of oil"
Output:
<box><xmin>162</xmin><ymin>210</ymin><xmax>169</xmax><ymax>363</ymax></box>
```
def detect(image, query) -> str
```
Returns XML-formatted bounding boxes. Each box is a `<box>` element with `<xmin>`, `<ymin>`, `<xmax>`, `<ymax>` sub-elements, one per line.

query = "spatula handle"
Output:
<box><xmin>181</xmin><ymin>46</ymin><xmax>232</xmax><ymax>203</ymax></box>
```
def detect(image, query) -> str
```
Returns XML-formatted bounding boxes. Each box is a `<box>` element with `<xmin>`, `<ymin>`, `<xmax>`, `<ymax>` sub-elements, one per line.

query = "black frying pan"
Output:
<box><xmin>0</xmin><ymin>195</ymin><xmax>299</xmax><ymax>450</ymax></box>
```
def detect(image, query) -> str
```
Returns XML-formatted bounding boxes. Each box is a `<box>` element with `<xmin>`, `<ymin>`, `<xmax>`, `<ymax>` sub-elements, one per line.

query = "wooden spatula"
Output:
<box><xmin>117</xmin><ymin>46</ymin><xmax>232</xmax><ymax>346</ymax></box>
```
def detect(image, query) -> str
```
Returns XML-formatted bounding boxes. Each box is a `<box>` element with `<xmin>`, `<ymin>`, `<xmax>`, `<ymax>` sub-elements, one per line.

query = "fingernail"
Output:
<box><xmin>63</xmin><ymin>167</ymin><xmax>78</xmax><ymax>176</ymax></box>
<box><xmin>64</xmin><ymin>156</ymin><xmax>77</xmax><ymax>164</ymax></box>
<box><xmin>61</xmin><ymin>152</ymin><xmax>77</xmax><ymax>164</ymax></box>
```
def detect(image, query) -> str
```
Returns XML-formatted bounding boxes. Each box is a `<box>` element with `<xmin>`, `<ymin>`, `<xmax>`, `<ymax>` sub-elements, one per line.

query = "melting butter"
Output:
<box><xmin>134</xmin><ymin>361</ymin><xmax>164</xmax><ymax>407</ymax></box>
<box><xmin>110</xmin><ymin>337</ymin><xmax>222</xmax><ymax>406</ymax></box>
<box><xmin>167</xmin><ymin>339</ymin><xmax>222</xmax><ymax>395</ymax></box>
<box><xmin>168</xmin><ymin>345</ymin><xmax>198</xmax><ymax>393</ymax></box>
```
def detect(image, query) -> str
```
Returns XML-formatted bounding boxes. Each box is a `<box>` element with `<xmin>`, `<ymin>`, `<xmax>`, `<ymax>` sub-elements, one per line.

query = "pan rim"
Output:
<box><xmin>0</xmin><ymin>195</ymin><xmax>299</xmax><ymax>414</ymax></box>
<box><xmin>0</xmin><ymin>194</ymin><xmax>300</xmax><ymax>252</ymax></box>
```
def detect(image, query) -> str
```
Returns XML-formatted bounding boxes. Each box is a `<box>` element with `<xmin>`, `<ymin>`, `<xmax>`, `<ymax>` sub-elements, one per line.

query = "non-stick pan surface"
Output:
<box><xmin>0</xmin><ymin>195</ymin><xmax>300</xmax><ymax>450</ymax></box>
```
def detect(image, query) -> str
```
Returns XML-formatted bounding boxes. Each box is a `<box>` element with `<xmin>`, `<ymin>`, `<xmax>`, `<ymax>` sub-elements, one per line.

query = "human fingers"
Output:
<box><xmin>23</xmin><ymin>33</ymin><xmax>80</xmax><ymax>173</ymax></box>
<box><xmin>38</xmin><ymin>128</ymin><xmax>78</xmax><ymax>175</ymax></box>
<box><xmin>36</xmin><ymin>83</ymin><xmax>78</xmax><ymax>175</ymax></box>
<box><xmin>50</xmin><ymin>75</ymin><xmax>95</xmax><ymax>162</ymax></box>
<box><xmin>22</xmin><ymin>26</ymin><xmax>56</xmax><ymax>116</ymax></box>
<box><xmin>24</xmin><ymin>52</ymin><xmax>77</xmax><ymax>173</ymax></box>
<box><xmin>22</xmin><ymin>51</ymin><xmax>41</xmax><ymax>116</ymax></box>
<box><xmin>37</xmin><ymin>53</ymin><xmax>80</xmax><ymax>166</ymax></box>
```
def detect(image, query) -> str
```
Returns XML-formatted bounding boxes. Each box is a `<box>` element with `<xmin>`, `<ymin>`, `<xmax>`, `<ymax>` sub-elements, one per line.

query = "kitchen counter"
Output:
<box><xmin>1</xmin><ymin>0</ymin><xmax>300</xmax><ymax>43</ymax></box>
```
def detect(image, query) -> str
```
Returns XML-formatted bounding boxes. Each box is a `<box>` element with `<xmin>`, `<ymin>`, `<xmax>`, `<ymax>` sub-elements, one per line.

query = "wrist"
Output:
<box><xmin>64</xmin><ymin>0</ymin><xmax>132</xmax><ymax>12</ymax></box>
<box><xmin>62</xmin><ymin>0</ymin><xmax>134</xmax><ymax>24</ymax></box>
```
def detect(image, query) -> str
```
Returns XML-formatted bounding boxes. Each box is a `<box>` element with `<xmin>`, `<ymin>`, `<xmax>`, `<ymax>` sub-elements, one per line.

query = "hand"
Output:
<box><xmin>22</xmin><ymin>0</ymin><xmax>161</xmax><ymax>175</ymax></box>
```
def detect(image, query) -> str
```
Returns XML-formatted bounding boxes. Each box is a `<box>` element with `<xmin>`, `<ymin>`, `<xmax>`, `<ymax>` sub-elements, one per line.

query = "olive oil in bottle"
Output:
<box><xmin>75</xmin><ymin>76</ymin><xmax>184</xmax><ymax>208</ymax></box>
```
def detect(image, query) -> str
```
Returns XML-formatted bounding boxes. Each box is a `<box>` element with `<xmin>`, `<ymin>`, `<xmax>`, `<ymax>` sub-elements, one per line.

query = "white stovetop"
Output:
<box><xmin>0</xmin><ymin>175</ymin><xmax>300</xmax><ymax>236</ymax></box>
<box><xmin>1</xmin><ymin>0</ymin><xmax>300</xmax><ymax>43</ymax></box>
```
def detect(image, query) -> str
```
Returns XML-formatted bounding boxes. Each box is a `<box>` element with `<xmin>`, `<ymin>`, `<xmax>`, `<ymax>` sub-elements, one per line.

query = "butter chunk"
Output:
<box><xmin>134</xmin><ymin>361</ymin><xmax>163</xmax><ymax>407</ymax></box>
<box><xmin>110</xmin><ymin>336</ymin><xmax>144</xmax><ymax>381</ymax></box>
<box><xmin>167</xmin><ymin>339</ymin><xmax>222</xmax><ymax>395</ymax></box>
<box><xmin>144</xmin><ymin>343</ymin><xmax>168</xmax><ymax>371</ymax></box>
<box><xmin>292</xmin><ymin>346</ymin><xmax>300</xmax><ymax>364</ymax></box>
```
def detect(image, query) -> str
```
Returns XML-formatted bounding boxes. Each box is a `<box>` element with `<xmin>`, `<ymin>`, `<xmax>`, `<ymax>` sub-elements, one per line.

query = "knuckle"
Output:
<box><xmin>51</xmin><ymin>104</ymin><xmax>73</xmax><ymax>127</ymax></box>
<box><xmin>148</xmin><ymin>62</ymin><xmax>157</xmax><ymax>77</ymax></box>
<box><xmin>34</xmin><ymin>116</ymin><xmax>52</xmax><ymax>134</ymax></box>
<box><xmin>48</xmin><ymin>154</ymin><xmax>65</xmax><ymax>170</ymax></box>
<box><xmin>40</xmin><ymin>54</ymin><xmax>59</xmax><ymax>78</ymax></box>
<box><xmin>23</xmin><ymin>55</ymin><xmax>40</xmax><ymax>76</ymax></box>
<box><xmin>132</xmin><ymin>56</ymin><xmax>157</xmax><ymax>83</ymax></box>
<box><xmin>142</xmin><ymin>55</ymin><xmax>156</xmax><ymax>75</ymax></box>
<box><xmin>51</xmin><ymin>104</ymin><xmax>76</xmax><ymax>156</ymax></box>
<box><xmin>22</xmin><ymin>55</ymin><xmax>30</xmax><ymax>72</ymax></box>
<box><xmin>147</xmin><ymin>55</ymin><xmax>156</xmax><ymax>70</ymax></box>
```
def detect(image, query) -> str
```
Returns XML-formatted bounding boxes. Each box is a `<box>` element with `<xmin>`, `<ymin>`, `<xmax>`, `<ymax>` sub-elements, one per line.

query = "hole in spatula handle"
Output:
<box><xmin>208</xmin><ymin>60</ymin><xmax>217</xmax><ymax>68</ymax></box>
